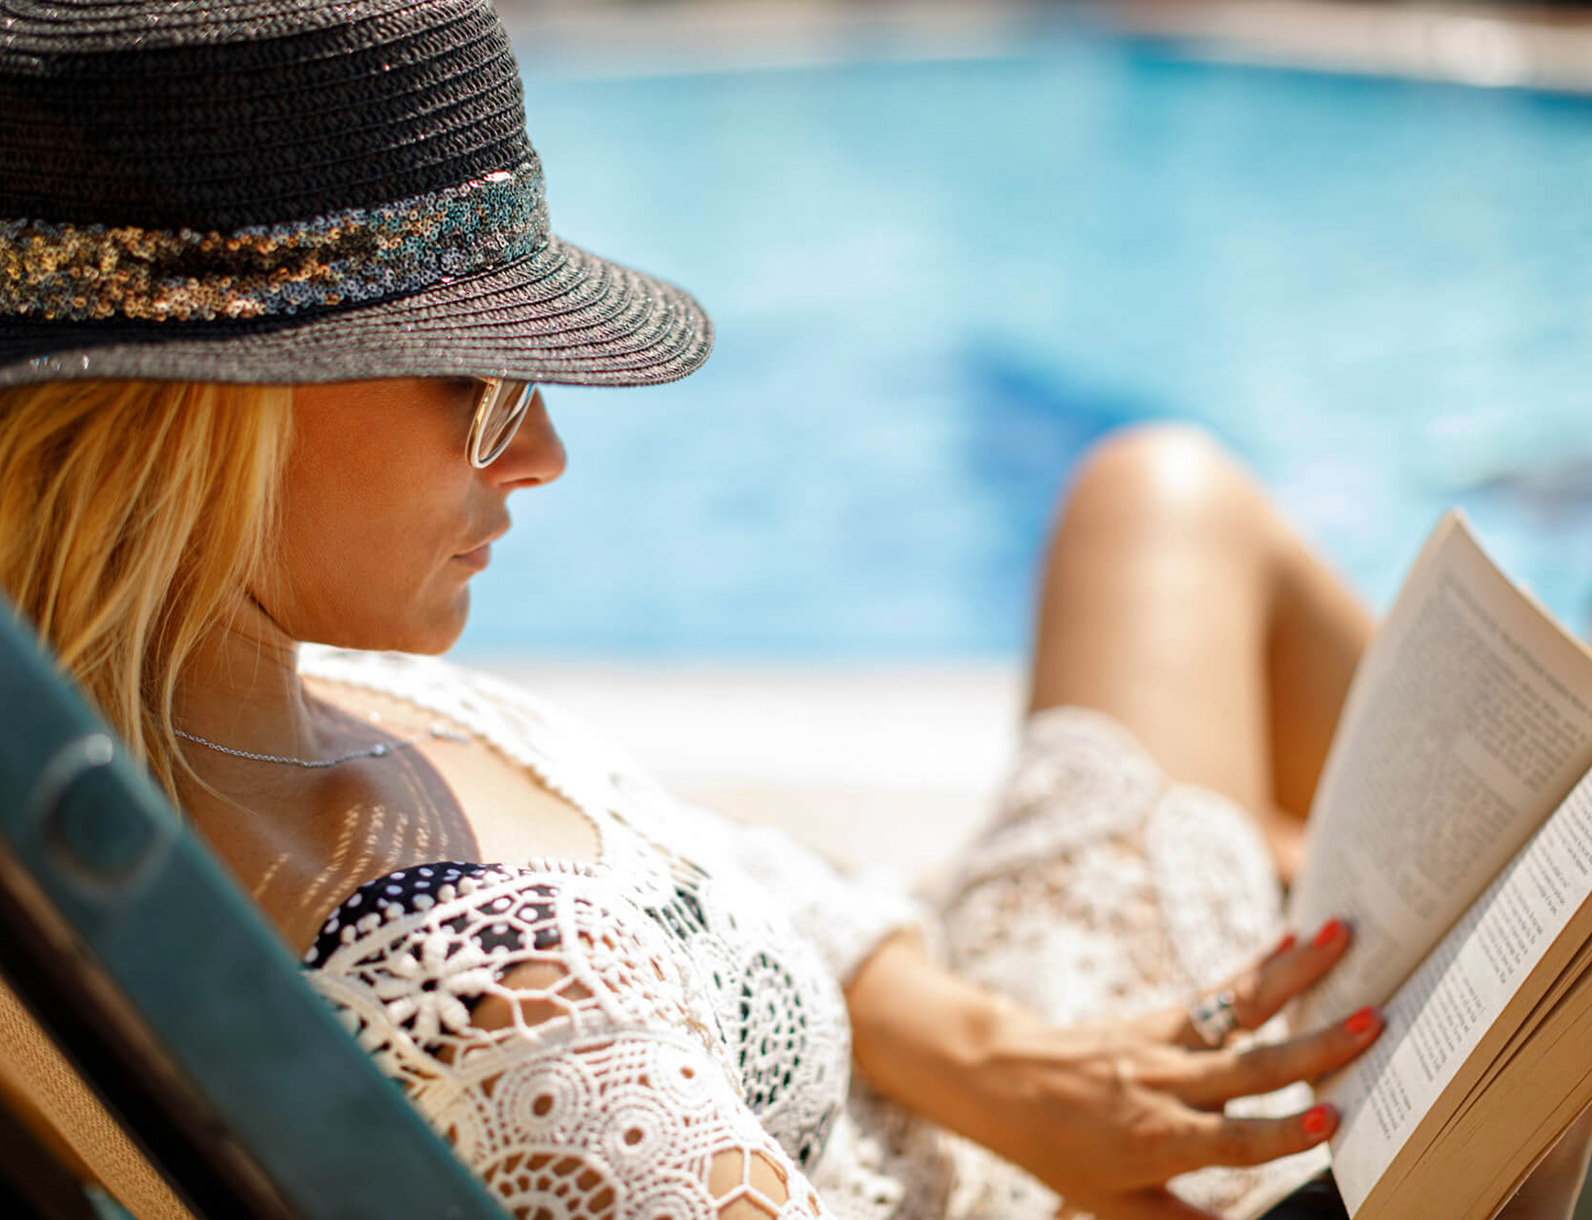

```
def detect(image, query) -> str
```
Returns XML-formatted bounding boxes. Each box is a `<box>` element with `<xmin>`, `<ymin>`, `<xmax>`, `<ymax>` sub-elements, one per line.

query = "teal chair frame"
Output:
<box><xmin>0</xmin><ymin>597</ymin><xmax>508</xmax><ymax>1220</ymax></box>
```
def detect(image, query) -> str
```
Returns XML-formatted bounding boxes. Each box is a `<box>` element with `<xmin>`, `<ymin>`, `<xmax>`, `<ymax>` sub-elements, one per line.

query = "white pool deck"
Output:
<box><xmin>485</xmin><ymin>660</ymin><xmax>1026</xmax><ymax>889</ymax></box>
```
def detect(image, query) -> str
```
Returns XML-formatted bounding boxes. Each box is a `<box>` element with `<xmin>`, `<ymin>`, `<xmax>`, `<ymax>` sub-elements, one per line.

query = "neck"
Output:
<box><xmin>173</xmin><ymin>596</ymin><xmax>317</xmax><ymax>763</ymax></box>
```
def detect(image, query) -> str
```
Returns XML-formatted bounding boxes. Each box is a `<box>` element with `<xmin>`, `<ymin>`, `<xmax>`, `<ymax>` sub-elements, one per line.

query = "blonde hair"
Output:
<box><xmin>0</xmin><ymin>379</ymin><xmax>294</xmax><ymax>798</ymax></box>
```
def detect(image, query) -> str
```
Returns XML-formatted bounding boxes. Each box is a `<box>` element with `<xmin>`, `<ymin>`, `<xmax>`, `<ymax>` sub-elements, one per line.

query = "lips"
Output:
<box><xmin>455</xmin><ymin>519</ymin><xmax>509</xmax><ymax>572</ymax></box>
<box><xmin>453</xmin><ymin>543</ymin><xmax>491</xmax><ymax>572</ymax></box>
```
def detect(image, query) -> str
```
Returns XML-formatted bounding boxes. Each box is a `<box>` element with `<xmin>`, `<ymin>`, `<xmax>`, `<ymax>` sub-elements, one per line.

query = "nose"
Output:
<box><xmin>485</xmin><ymin>387</ymin><xmax>566</xmax><ymax>489</ymax></box>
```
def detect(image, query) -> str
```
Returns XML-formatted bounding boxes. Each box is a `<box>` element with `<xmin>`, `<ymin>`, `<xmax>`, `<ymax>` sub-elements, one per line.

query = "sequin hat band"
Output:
<box><xmin>1</xmin><ymin>157</ymin><xmax>548</xmax><ymax>325</ymax></box>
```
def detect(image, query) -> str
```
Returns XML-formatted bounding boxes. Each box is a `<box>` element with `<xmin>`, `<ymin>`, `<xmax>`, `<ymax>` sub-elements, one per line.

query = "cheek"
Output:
<box><xmin>259</xmin><ymin>419</ymin><xmax>475</xmax><ymax>650</ymax></box>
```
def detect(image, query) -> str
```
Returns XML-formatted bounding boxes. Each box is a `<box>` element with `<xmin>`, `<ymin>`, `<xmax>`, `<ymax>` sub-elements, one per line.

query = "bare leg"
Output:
<box><xmin>1496</xmin><ymin>1106</ymin><xmax>1592</xmax><ymax>1220</ymax></box>
<box><xmin>1026</xmin><ymin>425</ymin><xmax>1373</xmax><ymax>882</ymax></box>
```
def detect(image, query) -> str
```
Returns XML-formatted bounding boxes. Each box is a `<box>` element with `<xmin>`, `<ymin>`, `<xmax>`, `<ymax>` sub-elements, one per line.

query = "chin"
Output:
<box><xmin>398</xmin><ymin>608</ymin><xmax>469</xmax><ymax>656</ymax></box>
<box><xmin>410</xmin><ymin>589</ymin><xmax>471</xmax><ymax>655</ymax></box>
<box><xmin>306</xmin><ymin>592</ymin><xmax>469</xmax><ymax>657</ymax></box>
<box><xmin>411</xmin><ymin>625</ymin><xmax>466</xmax><ymax>655</ymax></box>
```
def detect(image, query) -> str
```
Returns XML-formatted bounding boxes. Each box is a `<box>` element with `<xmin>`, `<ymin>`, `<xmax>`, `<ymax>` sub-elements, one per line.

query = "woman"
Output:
<box><xmin>0</xmin><ymin>3</ymin><xmax>1584</xmax><ymax>1218</ymax></box>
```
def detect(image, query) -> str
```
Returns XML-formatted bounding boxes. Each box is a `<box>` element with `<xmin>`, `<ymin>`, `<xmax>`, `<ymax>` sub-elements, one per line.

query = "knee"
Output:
<box><xmin>1059</xmin><ymin>423</ymin><xmax>1266</xmax><ymax>539</ymax></box>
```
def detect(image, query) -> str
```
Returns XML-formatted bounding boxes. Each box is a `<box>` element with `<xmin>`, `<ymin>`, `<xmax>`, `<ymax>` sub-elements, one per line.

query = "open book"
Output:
<box><xmin>1269</xmin><ymin>512</ymin><xmax>1592</xmax><ymax>1219</ymax></box>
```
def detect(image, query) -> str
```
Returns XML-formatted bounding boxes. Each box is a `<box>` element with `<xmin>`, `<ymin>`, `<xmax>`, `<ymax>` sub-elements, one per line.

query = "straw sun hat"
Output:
<box><xmin>0</xmin><ymin>0</ymin><xmax>714</xmax><ymax>387</ymax></box>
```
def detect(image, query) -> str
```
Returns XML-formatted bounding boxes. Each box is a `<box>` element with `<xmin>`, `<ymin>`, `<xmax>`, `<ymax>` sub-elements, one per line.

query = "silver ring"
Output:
<box><xmin>1188</xmin><ymin>988</ymin><xmax>1240</xmax><ymax>1048</ymax></box>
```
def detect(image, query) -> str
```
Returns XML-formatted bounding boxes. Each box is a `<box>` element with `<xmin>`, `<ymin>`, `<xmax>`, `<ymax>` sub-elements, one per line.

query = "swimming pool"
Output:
<box><xmin>456</xmin><ymin>32</ymin><xmax>1592</xmax><ymax>661</ymax></box>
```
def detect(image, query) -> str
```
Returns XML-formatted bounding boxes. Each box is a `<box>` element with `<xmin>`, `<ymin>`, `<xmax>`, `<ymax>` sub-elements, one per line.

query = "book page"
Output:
<box><xmin>1289</xmin><ymin>514</ymin><xmax>1592</xmax><ymax>1030</ymax></box>
<box><xmin>1322</xmin><ymin>769</ymin><xmax>1592</xmax><ymax>1214</ymax></box>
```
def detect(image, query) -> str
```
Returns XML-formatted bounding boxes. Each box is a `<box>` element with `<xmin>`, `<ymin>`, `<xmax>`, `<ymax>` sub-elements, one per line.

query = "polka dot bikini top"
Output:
<box><xmin>302</xmin><ymin>862</ymin><xmax>560</xmax><ymax>1018</ymax></box>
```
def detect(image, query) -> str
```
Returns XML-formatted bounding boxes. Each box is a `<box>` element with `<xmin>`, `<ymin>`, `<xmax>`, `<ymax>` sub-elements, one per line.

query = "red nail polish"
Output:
<box><xmin>1273</xmin><ymin>932</ymin><xmax>1298</xmax><ymax>956</ymax></box>
<box><xmin>1302</xmin><ymin>1104</ymin><xmax>1334</xmax><ymax>1136</ymax></box>
<box><xmin>1345</xmin><ymin>1006</ymin><xmax>1377</xmax><ymax>1036</ymax></box>
<box><xmin>1312</xmin><ymin>918</ymin><xmax>1344</xmax><ymax>949</ymax></box>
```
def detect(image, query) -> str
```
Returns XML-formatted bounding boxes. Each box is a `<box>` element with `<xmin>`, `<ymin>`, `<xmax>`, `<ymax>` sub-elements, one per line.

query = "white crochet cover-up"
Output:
<box><xmin>298</xmin><ymin>647</ymin><xmax>1323</xmax><ymax>1220</ymax></box>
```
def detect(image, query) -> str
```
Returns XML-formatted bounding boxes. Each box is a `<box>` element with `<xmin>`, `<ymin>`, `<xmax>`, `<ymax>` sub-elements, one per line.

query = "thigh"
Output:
<box><xmin>1027</xmin><ymin>426</ymin><xmax>1372</xmax><ymax>820</ymax></box>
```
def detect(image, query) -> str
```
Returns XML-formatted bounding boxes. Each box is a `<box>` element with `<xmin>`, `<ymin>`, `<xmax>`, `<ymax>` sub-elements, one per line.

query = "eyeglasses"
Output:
<box><xmin>465</xmin><ymin>378</ymin><xmax>536</xmax><ymax>468</ymax></box>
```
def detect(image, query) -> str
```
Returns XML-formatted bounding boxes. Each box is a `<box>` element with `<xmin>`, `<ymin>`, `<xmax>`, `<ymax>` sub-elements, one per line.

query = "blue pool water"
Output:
<box><xmin>457</xmin><ymin>35</ymin><xmax>1592</xmax><ymax>661</ymax></box>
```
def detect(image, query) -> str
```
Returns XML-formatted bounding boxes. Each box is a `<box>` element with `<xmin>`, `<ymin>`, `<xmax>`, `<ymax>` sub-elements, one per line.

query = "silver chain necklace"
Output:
<box><xmin>175</xmin><ymin>721</ymin><xmax>470</xmax><ymax>769</ymax></box>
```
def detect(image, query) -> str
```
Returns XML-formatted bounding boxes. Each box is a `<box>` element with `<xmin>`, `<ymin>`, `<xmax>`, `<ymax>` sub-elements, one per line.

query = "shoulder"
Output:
<box><xmin>298</xmin><ymin>644</ymin><xmax>566</xmax><ymax>728</ymax></box>
<box><xmin>299</xmin><ymin>645</ymin><xmax>665</xmax><ymax>796</ymax></box>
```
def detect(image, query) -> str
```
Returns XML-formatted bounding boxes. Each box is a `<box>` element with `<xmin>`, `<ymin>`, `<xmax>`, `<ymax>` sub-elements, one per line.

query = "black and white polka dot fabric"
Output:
<box><xmin>306</xmin><ymin>863</ymin><xmax>521</xmax><ymax>967</ymax></box>
<box><xmin>303</xmin><ymin>862</ymin><xmax>573</xmax><ymax>1024</ymax></box>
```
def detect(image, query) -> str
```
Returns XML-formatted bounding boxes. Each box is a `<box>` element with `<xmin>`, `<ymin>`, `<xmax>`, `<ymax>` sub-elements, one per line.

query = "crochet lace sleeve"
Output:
<box><xmin>303</xmin><ymin>864</ymin><xmax>839</xmax><ymax>1220</ymax></box>
<box><xmin>698</xmin><ymin>815</ymin><xmax>928</xmax><ymax>986</ymax></box>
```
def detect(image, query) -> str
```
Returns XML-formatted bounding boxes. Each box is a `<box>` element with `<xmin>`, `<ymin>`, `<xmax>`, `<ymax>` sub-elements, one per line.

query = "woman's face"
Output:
<box><xmin>256</xmin><ymin>378</ymin><xmax>566</xmax><ymax>654</ymax></box>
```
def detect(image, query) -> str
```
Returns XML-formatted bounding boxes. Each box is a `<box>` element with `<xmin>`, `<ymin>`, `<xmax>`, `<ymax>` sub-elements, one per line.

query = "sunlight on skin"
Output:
<box><xmin>177</xmin><ymin>379</ymin><xmax>582</xmax><ymax>955</ymax></box>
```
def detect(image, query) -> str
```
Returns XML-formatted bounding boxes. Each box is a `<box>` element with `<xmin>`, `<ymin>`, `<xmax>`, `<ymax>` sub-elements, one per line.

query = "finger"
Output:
<box><xmin>1259</xmin><ymin>929</ymin><xmax>1299</xmax><ymax>966</ymax></box>
<box><xmin>1173</xmin><ymin>1103</ymin><xmax>1339</xmax><ymax>1172</ymax></box>
<box><xmin>1236</xmin><ymin>916</ymin><xmax>1353</xmax><ymax>1027</ymax></box>
<box><xmin>1176</xmin><ymin>918</ymin><xmax>1352</xmax><ymax>1048</ymax></box>
<box><xmin>1177</xmin><ymin>1005</ymin><xmax>1382</xmax><ymax>1107</ymax></box>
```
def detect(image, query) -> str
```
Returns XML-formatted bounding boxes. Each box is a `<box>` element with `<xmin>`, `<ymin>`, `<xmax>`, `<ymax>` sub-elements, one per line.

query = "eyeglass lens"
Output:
<box><xmin>470</xmin><ymin>379</ymin><xmax>536</xmax><ymax>467</ymax></box>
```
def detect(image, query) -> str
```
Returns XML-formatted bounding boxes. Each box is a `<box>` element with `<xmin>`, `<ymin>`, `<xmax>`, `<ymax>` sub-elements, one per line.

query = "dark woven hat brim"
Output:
<box><xmin>0</xmin><ymin>233</ymin><xmax>713</xmax><ymax>388</ymax></box>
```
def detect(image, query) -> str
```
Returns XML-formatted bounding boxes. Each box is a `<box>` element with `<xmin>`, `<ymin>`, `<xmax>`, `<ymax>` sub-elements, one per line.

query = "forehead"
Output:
<box><xmin>292</xmin><ymin>379</ymin><xmax>476</xmax><ymax>407</ymax></box>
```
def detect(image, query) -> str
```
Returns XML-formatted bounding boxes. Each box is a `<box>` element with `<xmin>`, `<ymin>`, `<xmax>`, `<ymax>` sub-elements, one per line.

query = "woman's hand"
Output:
<box><xmin>845</xmin><ymin>920</ymin><xmax>1382</xmax><ymax>1220</ymax></box>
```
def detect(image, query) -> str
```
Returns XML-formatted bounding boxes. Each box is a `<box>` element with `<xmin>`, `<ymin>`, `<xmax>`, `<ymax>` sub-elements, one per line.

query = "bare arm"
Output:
<box><xmin>844</xmin><ymin>925</ymin><xmax>1379</xmax><ymax>1220</ymax></box>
